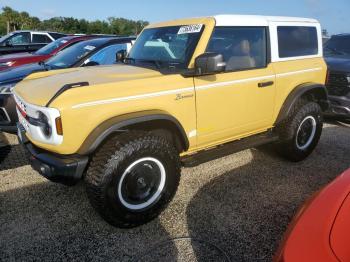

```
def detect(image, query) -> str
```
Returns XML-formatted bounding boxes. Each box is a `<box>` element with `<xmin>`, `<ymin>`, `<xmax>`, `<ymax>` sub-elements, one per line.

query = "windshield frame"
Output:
<box><xmin>126</xmin><ymin>25</ymin><xmax>205</xmax><ymax>72</ymax></box>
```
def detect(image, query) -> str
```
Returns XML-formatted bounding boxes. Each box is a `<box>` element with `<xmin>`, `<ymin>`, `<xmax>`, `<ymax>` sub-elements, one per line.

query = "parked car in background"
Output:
<box><xmin>324</xmin><ymin>34</ymin><xmax>350</xmax><ymax>122</ymax></box>
<box><xmin>275</xmin><ymin>168</ymin><xmax>350</xmax><ymax>262</ymax></box>
<box><xmin>0</xmin><ymin>36</ymin><xmax>135</xmax><ymax>133</ymax></box>
<box><xmin>0</xmin><ymin>31</ymin><xmax>67</xmax><ymax>55</ymax></box>
<box><xmin>0</xmin><ymin>35</ymin><xmax>97</xmax><ymax>71</ymax></box>
<box><xmin>14</xmin><ymin>15</ymin><xmax>327</xmax><ymax>228</ymax></box>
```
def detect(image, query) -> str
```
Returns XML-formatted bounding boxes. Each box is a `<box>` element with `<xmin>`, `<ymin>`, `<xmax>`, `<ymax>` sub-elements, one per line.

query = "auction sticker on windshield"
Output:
<box><xmin>84</xmin><ymin>45</ymin><xmax>96</xmax><ymax>51</ymax></box>
<box><xmin>178</xmin><ymin>24</ymin><xmax>203</xmax><ymax>34</ymax></box>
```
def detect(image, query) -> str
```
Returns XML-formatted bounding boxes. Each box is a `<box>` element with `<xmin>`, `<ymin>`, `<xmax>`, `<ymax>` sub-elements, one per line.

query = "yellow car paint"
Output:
<box><xmin>14</xmin><ymin>16</ymin><xmax>327</xmax><ymax>156</ymax></box>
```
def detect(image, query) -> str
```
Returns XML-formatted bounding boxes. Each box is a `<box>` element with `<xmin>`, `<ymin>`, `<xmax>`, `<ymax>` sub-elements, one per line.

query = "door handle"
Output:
<box><xmin>258</xmin><ymin>81</ymin><xmax>274</xmax><ymax>88</ymax></box>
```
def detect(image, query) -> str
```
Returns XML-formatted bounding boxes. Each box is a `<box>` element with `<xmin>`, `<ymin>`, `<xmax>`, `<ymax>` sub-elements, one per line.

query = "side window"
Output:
<box><xmin>277</xmin><ymin>26</ymin><xmax>318</xmax><ymax>58</ymax></box>
<box><xmin>8</xmin><ymin>32</ymin><xmax>30</xmax><ymax>45</ymax></box>
<box><xmin>32</xmin><ymin>34</ymin><xmax>52</xmax><ymax>44</ymax></box>
<box><xmin>87</xmin><ymin>44</ymin><xmax>127</xmax><ymax>65</ymax></box>
<box><xmin>206</xmin><ymin>27</ymin><xmax>267</xmax><ymax>72</ymax></box>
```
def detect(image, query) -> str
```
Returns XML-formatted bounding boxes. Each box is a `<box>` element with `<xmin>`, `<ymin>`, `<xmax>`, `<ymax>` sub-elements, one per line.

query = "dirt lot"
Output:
<box><xmin>0</xmin><ymin>124</ymin><xmax>349</xmax><ymax>261</ymax></box>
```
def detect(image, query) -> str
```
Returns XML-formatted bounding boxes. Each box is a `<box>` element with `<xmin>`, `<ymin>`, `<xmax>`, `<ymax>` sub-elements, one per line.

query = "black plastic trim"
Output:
<box><xmin>275</xmin><ymin>83</ymin><xmax>329</xmax><ymax>125</ymax></box>
<box><xmin>20</xmin><ymin>137</ymin><xmax>88</xmax><ymax>185</ymax></box>
<box><xmin>46</xmin><ymin>82</ymin><xmax>89</xmax><ymax>107</ymax></box>
<box><xmin>182</xmin><ymin>130</ymin><xmax>278</xmax><ymax>167</ymax></box>
<box><xmin>78</xmin><ymin>111</ymin><xmax>189</xmax><ymax>155</ymax></box>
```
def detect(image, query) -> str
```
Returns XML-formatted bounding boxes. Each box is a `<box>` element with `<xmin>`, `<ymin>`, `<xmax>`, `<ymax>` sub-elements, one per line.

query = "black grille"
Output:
<box><xmin>0</xmin><ymin>108</ymin><xmax>9</xmax><ymax>123</ymax></box>
<box><xmin>326</xmin><ymin>72</ymin><xmax>350</xmax><ymax>96</ymax></box>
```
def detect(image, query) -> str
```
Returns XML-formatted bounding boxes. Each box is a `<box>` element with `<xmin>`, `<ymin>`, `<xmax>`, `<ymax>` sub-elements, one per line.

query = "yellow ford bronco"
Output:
<box><xmin>14</xmin><ymin>15</ymin><xmax>328</xmax><ymax>227</ymax></box>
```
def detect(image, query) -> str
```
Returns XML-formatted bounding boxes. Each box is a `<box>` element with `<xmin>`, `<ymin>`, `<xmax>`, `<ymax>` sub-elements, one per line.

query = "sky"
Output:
<box><xmin>0</xmin><ymin>0</ymin><xmax>349</xmax><ymax>35</ymax></box>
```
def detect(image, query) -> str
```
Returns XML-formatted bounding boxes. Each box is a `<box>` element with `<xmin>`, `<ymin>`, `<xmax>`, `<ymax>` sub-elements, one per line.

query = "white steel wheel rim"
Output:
<box><xmin>296</xmin><ymin>116</ymin><xmax>317</xmax><ymax>150</ymax></box>
<box><xmin>118</xmin><ymin>157</ymin><xmax>166</xmax><ymax>210</ymax></box>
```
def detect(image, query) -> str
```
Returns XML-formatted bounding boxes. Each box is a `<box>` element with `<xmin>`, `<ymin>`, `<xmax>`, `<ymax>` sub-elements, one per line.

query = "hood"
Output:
<box><xmin>14</xmin><ymin>64</ymin><xmax>162</xmax><ymax>106</ymax></box>
<box><xmin>325</xmin><ymin>55</ymin><xmax>350</xmax><ymax>73</ymax></box>
<box><xmin>0</xmin><ymin>63</ymin><xmax>46</xmax><ymax>85</ymax></box>
<box><xmin>0</xmin><ymin>52</ymin><xmax>37</xmax><ymax>62</ymax></box>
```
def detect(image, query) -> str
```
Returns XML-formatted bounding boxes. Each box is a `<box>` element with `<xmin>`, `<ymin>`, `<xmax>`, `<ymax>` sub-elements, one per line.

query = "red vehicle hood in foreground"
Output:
<box><xmin>0</xmin><ymin>52</ymin><xmax>49</xmax><ymax>71</ymax></box>
<box><xmin>275</xmin><ymin>168</ymin><xmax>350</xmax><ymax>262</ymax></box>
<box><xmin>0</xmin><ymin>36</ymin><xmax>96</xmax><ymax>71</ymax></box>
<box><xmin>0</xmin><ymin>52</ymin><xmax>35</xmax><ymax>59</ymax></box>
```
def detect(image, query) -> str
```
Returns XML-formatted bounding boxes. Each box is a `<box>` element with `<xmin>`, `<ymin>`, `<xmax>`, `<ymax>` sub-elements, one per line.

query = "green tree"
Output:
<box><xmin>0</xmin><ymin>6</ymin><xmax>149</xmax><ymax>36</ymax></box>
<box><xmin>2</xmin><ymin>6</ymin><xmax>20</xmax><ymax>33</ymax></box>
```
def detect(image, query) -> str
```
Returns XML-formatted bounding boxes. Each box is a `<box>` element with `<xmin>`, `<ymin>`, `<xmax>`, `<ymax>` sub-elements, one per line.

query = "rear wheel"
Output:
<box><xmin>275</xmin><ymin>100</ymin><xmax>323</xmax><ymax>162</ymax></box>
<box><xmin>85</xmin><ymin>131</ymin><xmax>181</xmax><ymax>228</ymax></box>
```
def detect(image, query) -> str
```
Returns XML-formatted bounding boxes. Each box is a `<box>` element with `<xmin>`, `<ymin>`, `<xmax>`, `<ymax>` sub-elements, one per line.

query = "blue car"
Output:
<box><xmin>0</xmin><ymin>37</ymin><xmax>135</xmax><ymax>133</ymax></box>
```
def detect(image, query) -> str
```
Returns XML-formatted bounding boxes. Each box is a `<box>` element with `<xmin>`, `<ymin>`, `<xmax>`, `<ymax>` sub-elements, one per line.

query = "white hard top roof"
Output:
<box><xmin>213</xmin><ymin>15</ymin><xmax>319</xmax><ymax>26</ymax></box>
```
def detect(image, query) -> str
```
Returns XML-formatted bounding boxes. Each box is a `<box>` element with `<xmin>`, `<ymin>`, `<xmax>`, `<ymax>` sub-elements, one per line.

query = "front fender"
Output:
<box><xmin>77</xmin><ymin>110</ymin><xmax>189</xmax><ymax>155</ymax></box>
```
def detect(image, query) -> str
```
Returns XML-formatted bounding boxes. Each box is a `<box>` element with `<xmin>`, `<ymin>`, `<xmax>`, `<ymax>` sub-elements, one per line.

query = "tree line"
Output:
<box><xmin>0</xmin><ymin>6</ymin><xmax>149</xmax><ymax>36</ymax></box>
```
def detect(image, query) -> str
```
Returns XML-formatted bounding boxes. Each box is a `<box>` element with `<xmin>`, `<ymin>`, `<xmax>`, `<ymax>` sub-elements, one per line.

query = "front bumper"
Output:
<box><xmin>18</xmin><ymin>124</ymin><xmax>89</xmax><ymax>185</ymax></box>
<box><xmin>0</xmin><ymin>94</ymin><xmax>17</xmax><ymax>133</ymax></box>
<box><xmin>324</xmin><ymin>94</ymin><xmax>350</xmax><ymax>120</ymax></box>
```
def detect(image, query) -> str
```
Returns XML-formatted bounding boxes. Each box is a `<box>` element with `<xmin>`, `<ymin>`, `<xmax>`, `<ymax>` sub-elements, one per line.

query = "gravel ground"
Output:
<box><xmin>0</xmin><ymin>124</ymin><xmax>349</xmax><ymax>261</ymax></box>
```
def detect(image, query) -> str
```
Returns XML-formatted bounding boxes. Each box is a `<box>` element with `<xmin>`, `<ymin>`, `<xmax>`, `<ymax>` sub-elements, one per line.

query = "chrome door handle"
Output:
<box><xmin>258</xmin><ymin>81</ymin><xmax>274</xmax><ymax>88</ymax></box>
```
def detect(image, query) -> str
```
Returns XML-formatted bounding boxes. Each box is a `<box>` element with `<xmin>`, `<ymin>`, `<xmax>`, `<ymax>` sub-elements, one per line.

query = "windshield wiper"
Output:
<box><xmin>124</xmin><ymin>57</ymin><xmax>135</xmax><ymax>63</ymax></box>
<box><xmin>125</xmin><ymin>58</ymin><xmax>161</xmax><ymax>69</ymax></box>
<box><xmin>139</xmin><ymin>59</ymin><xmax>161</xmax><ymax>69</ymax></box>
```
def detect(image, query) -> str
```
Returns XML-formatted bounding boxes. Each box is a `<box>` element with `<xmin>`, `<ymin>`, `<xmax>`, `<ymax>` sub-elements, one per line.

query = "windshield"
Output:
<box><xmin>46</xmin><ymin>39</ymin><xmax>104</xmax><ymax>69</ymax></box>
<box><xmin>127</xmin><ymin>25</ymin><xmax>204</xmax><ymax>70</ymax></box>
<box><xmin>35</xmin><ymin>38</ymin><xmax>70</xmax><ymax>55</ymax></box>
<box><xmin>324</xmin><ymin>36</ymin><xmax>350</xmax><ymax>56</ymax></box>
<box><xmin>0</xmin><ymin>32</ymin><xmax>15</xmax><ymax>43</ymax></box>
<box><xmin>0</xmin><ymin>33</ymin><xmax>12</xmax><ymax>43</ymax></box>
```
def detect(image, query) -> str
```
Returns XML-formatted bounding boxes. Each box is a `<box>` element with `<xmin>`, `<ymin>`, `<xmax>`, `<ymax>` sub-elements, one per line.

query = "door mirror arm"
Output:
<box><xmin>116</xmin><ymin>49</ymin><xmax>127</xmax><ymax>62</ymax></box>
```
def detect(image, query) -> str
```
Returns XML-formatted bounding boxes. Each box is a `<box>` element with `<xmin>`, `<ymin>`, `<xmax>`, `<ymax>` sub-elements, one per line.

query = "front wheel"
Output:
<box><xmin>275</xmin><ymin>101</ymin><xmax>323</xmax><ymax>162</ymax></box>
<box><xmin>85</xmin><ymin>131</ymin><xmax>181</xmax><ymax>228</ymax></box>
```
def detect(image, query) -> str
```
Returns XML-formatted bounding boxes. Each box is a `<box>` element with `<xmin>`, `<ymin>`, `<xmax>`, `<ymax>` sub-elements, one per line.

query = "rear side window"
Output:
<box><xmin>277</xmin><ymin>26</ymin><xmax>318</xmax><ymax>58</ymax></box>
<box><xmin>32</xmin><ymin>34</ymin><xmax>52</xmax><ymax>43</ymax></box>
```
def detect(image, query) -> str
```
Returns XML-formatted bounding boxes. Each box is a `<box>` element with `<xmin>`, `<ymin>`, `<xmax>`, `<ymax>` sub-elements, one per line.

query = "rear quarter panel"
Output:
<box><xmin>271</xmin><ymin>58</ymin><xmax>327</xmax><ymax>123</ymax></box>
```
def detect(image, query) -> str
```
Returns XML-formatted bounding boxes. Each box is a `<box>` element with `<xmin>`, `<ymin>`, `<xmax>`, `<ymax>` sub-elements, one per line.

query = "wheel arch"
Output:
<box><xmin>77</xmin><ymin>110</ymin><xmax>189</xmax><ymax>155</ymax></box>
<box><xmin>274</xmin><ymin>83</ymin><xmax>329</xmax><ymax>126</ymax></box>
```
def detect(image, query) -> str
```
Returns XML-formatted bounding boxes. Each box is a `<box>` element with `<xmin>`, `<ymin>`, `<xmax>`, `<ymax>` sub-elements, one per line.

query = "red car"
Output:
<box><xmin>0</xmin><ymin>35</ymin><xmax>96</xmax><ymax>71</ymax></box>
<box><xmin>275</xmin><ymin>168</ymin><xmax>350</xmax><ymax>262</ymax></box>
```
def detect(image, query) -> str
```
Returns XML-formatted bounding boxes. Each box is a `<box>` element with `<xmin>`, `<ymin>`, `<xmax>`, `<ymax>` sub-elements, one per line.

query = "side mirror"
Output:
<box><xmin>5</xmin><ymin>40</ymin><xmax>12</xmax><ymax>47</ymax></box>
<box><xmin>195</xmin><ymin>52</ymin><xmax>226</xmax><ymax>75</ymax></box>
<box><xmin>116</xmin><ymin>49</ymin><xmax>127</xmax><ymax>62</ymax></box>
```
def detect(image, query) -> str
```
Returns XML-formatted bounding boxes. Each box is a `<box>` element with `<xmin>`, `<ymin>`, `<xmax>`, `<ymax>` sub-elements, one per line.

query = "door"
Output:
<box><xmin>1</xmin><ymin>32</ymin><xmax>31</xmax><ymax>54</ymax></box>
<box><xmin>194</xmin><ymin>26</ymin><xmax>276</xmax><ymax>147</ymax></box>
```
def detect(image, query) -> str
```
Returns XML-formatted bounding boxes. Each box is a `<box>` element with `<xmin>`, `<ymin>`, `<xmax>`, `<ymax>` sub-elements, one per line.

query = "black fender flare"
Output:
<box><xmin>274</xmin><ymin>83</ymin><xmax>329</xmax><ymax>125</ymax></box>
<box><xmin>78</xmin><ymin>110</ymin><xmax>189</xmax><ymax>155</ymax></box>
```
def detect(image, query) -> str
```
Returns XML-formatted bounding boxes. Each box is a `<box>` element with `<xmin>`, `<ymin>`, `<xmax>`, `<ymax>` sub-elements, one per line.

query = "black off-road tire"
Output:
<box><xmin>275</xmin><ymin>100</ymin><xmax>323</xmax><ymax>162</ymax></box>
<box><xmin>85</xmin><ymin>131</ymin><xmax>181</xmax><ymax>228</ymax></box>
